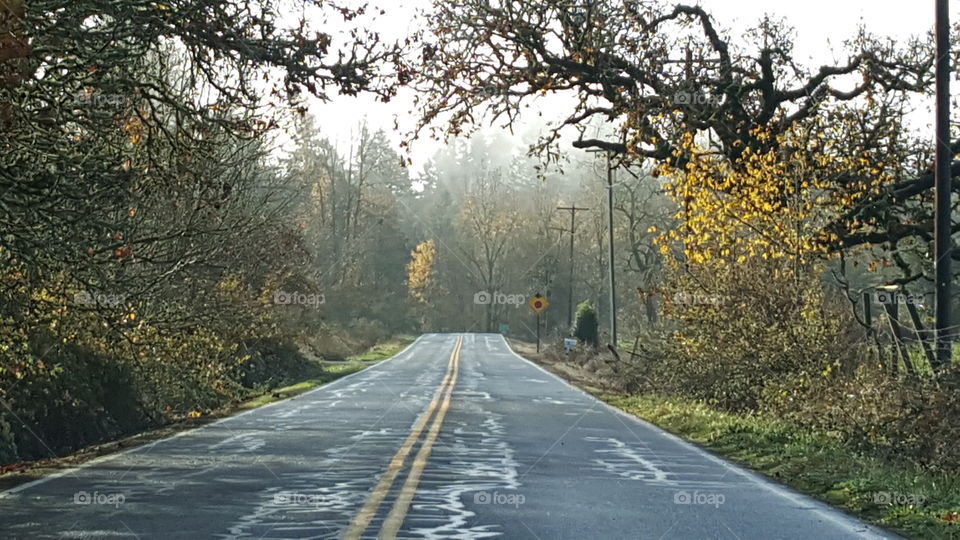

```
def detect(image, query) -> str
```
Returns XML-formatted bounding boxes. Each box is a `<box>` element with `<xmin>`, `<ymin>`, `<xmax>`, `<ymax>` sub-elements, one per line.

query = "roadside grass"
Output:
<box><xmin>348</xmin><ymin>340</ymin><xmax>414</xmax><ymax>363</ymax></box>
<box><xmin>238</xmin><ymin>336</ymin><xmax>415</xmax><ymax>409</ymax></box>
<box><xmin>599</xmin><ymin>393</ymin><xmax>960</xmax><ymax>539</ymax></box>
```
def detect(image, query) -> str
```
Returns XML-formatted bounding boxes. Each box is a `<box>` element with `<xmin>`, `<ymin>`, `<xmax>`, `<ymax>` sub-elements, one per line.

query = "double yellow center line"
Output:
<box><xmin>343</xmin><ymin>336</ymin><xmax>462</xmax><ymax>540</ymax></box>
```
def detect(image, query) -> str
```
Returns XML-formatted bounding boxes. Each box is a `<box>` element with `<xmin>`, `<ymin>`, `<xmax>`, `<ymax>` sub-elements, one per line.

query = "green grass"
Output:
<box><xmin>239</xmin><ymin>337</ymin><xmax>414</xmax><ymax>410</ymax></box>
<box><xmin>599</xmin><ymin>393</ymin><xmax>960</xmax><ymax>539</ymax></box>
<box><xmin>347</xmin><ymin>338</ymin><xmax>414</xmax><ymax>363</ymax></box>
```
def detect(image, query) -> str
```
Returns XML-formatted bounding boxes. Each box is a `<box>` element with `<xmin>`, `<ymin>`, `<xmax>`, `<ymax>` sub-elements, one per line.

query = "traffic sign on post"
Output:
<box><xmin>529</xmin><ymin>295</ymin><xmax>549</xmax><ymax>314</ymax></box>
<box><xmin>529</xmin><ymin>294</ymin><xmax>548</xmax><ymax>352</ymax></box>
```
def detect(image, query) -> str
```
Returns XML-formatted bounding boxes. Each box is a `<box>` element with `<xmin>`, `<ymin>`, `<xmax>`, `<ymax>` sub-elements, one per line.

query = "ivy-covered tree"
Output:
<box><xmin>573</xmin><ymin>301</ymin><xmax>599</xmax><ymax>347</ymax></box>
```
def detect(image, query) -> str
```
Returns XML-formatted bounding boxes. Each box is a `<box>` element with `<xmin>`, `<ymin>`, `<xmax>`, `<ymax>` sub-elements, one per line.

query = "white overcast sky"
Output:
<box><xmin>301</xmin><ymin>1</ymin><xmax>952</xmax><ymax>173</ymax></box>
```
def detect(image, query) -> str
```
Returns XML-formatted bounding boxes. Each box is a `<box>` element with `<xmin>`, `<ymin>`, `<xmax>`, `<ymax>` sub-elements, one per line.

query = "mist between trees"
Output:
<box><xmin>1</xmin><ymin>0</ymin><xmax>960</xmax><ymax>492</ymax></box>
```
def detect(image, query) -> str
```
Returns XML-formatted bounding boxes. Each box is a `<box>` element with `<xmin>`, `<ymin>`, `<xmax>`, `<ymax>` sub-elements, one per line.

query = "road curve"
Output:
<box><xmin>0</xmin><ymin>333</ymin><xmax>896</xmax><ymax>539</ymax></box>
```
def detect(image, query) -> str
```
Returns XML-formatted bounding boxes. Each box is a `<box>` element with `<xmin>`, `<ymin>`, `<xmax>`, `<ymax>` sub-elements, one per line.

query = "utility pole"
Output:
<box><xmin>555</xmin><ymin>204</ymin><xmax>590</xmax><ymax>329</ymax></box>
<box><xmin>663</xmin><ymin>46</ymin><xmax>724</xmax><ymax>92</ymax></box>
<box><xmin>605</xmin><ymin>156</ymin><xmax>618</xmax><ymax>347</ymax></box>
<box><xmin>934</xmin><ymin>0</ymin><xmax>953</xmax><ymax>369</ymax></box>
<box><xmin>586</xmin><ymin>149</ymin><xmax>619</xmax><ymax>347</ymax></box>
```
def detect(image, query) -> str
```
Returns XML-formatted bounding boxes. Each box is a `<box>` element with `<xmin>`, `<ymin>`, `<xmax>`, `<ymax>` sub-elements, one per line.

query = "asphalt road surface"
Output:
<box><xmin>0</xmin><ymin>333</ymin><xmax>896</xmax><ymax>539</ymax></box>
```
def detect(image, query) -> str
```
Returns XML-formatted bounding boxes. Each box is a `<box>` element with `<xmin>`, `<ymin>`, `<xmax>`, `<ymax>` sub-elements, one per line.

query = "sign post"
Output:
<box><xmin>528</xmin><ymin>294</ymin><xmax>549</xmax><ymax>353</ymax></box>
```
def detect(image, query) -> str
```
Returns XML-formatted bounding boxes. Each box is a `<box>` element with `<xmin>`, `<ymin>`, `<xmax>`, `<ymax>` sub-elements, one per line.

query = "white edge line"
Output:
<box><xmin>0</xmin><ymin>334</ymin><xmax>427</xmax><ymax>498</ymax></box>
<box><xmin>498</xmin><ymin>335</ymin><xmax>900</xmax><ymax>540</ymax></box>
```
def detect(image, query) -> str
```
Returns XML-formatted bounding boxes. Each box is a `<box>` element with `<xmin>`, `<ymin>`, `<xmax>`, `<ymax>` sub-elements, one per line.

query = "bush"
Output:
<box><xmin>0</xmin><ymin>268</ymin><xmax>329</xmax><ymax>465</ymax></box>
<box><xmin>765</xmin><ymin>365</ymin><xmax>960</xmax><ymax>470</ymax></box>
<box><xmin>573</xmin><ymin>302</ymin><xmax>599</xmax><ymax>347</ymax></box>
<box><xmin>581</xmin><ymin>253</ymin><xmax>960</xmax><ymax>471</ymax></box>
<box><xmin>643</xmin><ymin>256</ymin><xmax>852</xmax><ymax>411</ymax></box>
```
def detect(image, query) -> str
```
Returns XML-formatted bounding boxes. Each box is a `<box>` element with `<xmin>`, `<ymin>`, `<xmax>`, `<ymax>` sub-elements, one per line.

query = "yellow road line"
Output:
<box><xmin>379</xmin><ymin>337</ymin><xmax>460</xmax><ymax>538</ymax></box>
<box><xmin>342</xmin><ymin>336</ymin><xmax>462</xmax><ymax>540</ymax></box>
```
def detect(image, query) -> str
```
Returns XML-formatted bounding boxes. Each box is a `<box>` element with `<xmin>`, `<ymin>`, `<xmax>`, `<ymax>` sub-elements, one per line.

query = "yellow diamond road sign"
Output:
<box><xmin>528</xmin><ymin>295</ymin><xmax>549</xmax><ymax>314</ymax></box>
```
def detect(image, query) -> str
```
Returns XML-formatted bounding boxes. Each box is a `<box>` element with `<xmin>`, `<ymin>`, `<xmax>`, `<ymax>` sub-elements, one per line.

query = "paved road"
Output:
<box><xmin>0</xmin><ymin>333</ymin><xmax>895</xmax><ymax>539</ymax></box>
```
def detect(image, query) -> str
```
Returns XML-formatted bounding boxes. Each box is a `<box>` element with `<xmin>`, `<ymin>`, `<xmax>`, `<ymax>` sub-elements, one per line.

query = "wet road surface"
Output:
<box><xmin>0</xmin><ymin>333</ymin><xmax>895</xmax><ymax>539</ymax></box>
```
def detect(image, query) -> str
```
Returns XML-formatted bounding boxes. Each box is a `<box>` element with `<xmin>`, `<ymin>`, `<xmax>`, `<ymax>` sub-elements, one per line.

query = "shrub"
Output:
<box><xmin>573</xmin><ymin>302</ymin><xmax>599</xmax><ymax>347</ymax></box>
<box><xmin>641</xmin><ymin>256</ymin><xmax>853</xmax><ymax>411</ymax></box>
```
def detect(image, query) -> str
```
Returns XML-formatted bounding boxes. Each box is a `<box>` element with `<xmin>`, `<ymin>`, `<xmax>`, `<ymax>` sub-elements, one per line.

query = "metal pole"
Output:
<box><xmin>569</xmin><ymin>206</ymin><xmax>576</xmax><ymax>329</ymax></box>
<box><xmin>934</xmin><ymin>0</ymin><xmax>953</xmax><ymax>368</ymax></box>
<box><xmin>606</xmin><ymin>154</ymin><xmax>618</xmax><ymax>347</ymax></box>
<box><xmin>536</xmin><ymin>312</ymin><xmax>541</xmax><ymax>353</ymax></box>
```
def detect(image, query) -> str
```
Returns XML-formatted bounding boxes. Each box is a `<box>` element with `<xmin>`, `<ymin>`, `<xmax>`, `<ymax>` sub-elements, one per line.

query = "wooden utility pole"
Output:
<box><xmin>605</xmin><ymin>156</ymin><xmax>618</xmax><ymax>347</ymax></box>
<box><xmin>934</xmin><ymin>0</ymin><xmax>953</xmax><ymax>369</ymax></box>
<box><xmin>585</xmin><ymin>149</ymin><xmax>618</xmax><ymax>347</ymax></box>
<box><xmin>662</xmin><ymin>46</ymin><xmax>724</xmax><ymax>91</ymax></box>
<box><xmin>556</xmin><ymin>204</ymin><xmax>590</xmax><ymax>329</ymax></box>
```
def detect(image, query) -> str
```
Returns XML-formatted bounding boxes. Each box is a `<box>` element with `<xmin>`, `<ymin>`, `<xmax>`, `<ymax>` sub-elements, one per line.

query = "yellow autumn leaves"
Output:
<box><xmin>654</xmin><ymin>125</ymin><xmax>891</xmax><ymax>269</ymax></box>
<box><xmin>406</xmin><ymin>240</ymin><xmax>437</xmax><ymax>304</ymax></box>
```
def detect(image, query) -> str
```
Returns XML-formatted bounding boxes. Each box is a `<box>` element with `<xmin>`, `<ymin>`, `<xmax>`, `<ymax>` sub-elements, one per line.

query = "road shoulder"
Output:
<box><xmin>0</xmin><ymin>337</ymin><xmax>416</xmax><ymax>494</ymax></box>
<box><xmin>504</xmin><ymin>338</ymin><xmax>955</xmax><ymax>540</ymax></box>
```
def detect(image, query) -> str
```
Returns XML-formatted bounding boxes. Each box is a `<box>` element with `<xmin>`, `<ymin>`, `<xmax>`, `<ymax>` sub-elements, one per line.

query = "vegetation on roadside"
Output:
<box><xmin>601</xmin><ymin>394</ymin><xmax>960</xmax><ymax>539</ymax></box>
<box><xmin>0</xmin><ymin>337</ymin><xmax>411</xmax><ymax>485</ymax></box>
<box><xmin>347</xmin><ymin>339</ymin><xmax>415</xmax><ymax>363</ymax></box>
<box><xmin>572</xmin><ymin>302</ymin><xmax>600</xmax><ymax>347</ymax></box>
<box><xmin>0</xmin><ymin>0</ymin><xmax>415</xmax><ymax>468</ymax></box>
<box><xmin>237</xmin><ymin>337</ymin><xmax>413</xmax><ymax>410</ymax></box>
<box><xmin>0</xmin><ymin>327</ymin><xmax>409</xmax><ymax>467</ymax></box>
